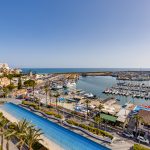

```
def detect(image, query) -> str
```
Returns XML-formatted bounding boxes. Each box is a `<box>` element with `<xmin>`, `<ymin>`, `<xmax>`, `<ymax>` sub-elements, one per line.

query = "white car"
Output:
<box><xmin>137</xmin><ymin>136</ymin><xmax>149</xmax><ymax>144</ymax></box>
<box><xmin>122</xmin><ymin>131</ymin><xmax>134</xmax><ymax>138</ymax></box>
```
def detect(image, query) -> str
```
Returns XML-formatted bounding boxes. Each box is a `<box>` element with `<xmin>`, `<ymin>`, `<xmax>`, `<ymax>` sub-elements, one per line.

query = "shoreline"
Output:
<box><xmin>0</xmin><ymin>108</ymin><xmax>64</xmax><ymax>150</ymax></box>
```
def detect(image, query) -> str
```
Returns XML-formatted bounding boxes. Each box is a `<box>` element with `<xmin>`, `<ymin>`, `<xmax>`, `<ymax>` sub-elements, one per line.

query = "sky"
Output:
<box><xmin>0</xmin><ymin>0</ymin><xmax>150</xmax><ymax>68</ymax></box>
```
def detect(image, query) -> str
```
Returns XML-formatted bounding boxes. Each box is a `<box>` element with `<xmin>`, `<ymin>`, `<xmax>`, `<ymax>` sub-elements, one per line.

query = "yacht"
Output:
<box><xmin>67</xmin><ymin>82</ymin><xmax>76</xmax><ymax>88</ymax></box>
<box><xmin>84</xmin><ymin>93</ymin><xmax>94</xmax><ymax>98</ymax></box>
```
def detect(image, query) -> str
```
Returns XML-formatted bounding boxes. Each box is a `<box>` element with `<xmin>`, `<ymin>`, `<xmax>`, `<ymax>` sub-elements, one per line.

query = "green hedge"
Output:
<box><xmin>22</xmin><ymin>101</ymin><xmax>63</xmax><ymax>119</ymax></box>
<box><xmin>66</xmin><ymin>120</ymin><xmax>113</xmax><ymax>139</ymax></box>
<box><xmin>44</xmin><ymin>111</ymin><xmax>62</xmax><ymax>119</ymax></box>
<box><xmin>133</xmin><ymin>144</ymin><xmax>150</xmax><ymax>150</ymax></box>
<box><xmin>22</xmin><ymin>101</ymin><xmax>39</xmax><ymax>110</ymax></box>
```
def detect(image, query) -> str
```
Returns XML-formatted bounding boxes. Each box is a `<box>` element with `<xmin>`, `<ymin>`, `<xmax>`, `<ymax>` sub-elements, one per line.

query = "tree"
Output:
<box><xmin>94</xmin><ymin>116</ymin><xmax>103</xmax><ymax>129</ymax></box>
<box><xmin>49</xmin><ymin>89</ymin><xmax>52</xmax><ymax>106</ymax></box>
<box><xmin>123</xmin><ymin>117</ymin><xmax>130</xmax><ymax>130</ymax></box>
<box><xmin>133</xmin><ymin>115</ymin><xmax>143</xmax><ymax>137</ymax></box>
<box><xmin>84</xmin><ymin>99</ymin><xmax>91</xmax><ymax>120</ymax></box>
<box><xmin>14</xmin><ymin>119</ymin><xmax>30</xmax><ymax>150</ymax></box>
<box><xmin>97</xmin><ymin>103</ymin><xmax>104</xmax><ymax>119</ymax></box>
<box><xmin>0</xmin><ymin>117</ymin><xmax>8</xmax><ymax>150</ymax></box>
<box><xmin>6</xmin><ymin>83</ymin><xmax>15</xmax><ymax>91</ymax></box>
<box><xmin>44</xmin><ymin>85</ymin><xmax>49</xmax><ymax>106</ymax></box>
<box><xmin>24</xmin><ymin>80</ymin><xmax>36</xmax><ymax>97</ymax></box>
<box><xmin>35</xmin><ymin>97</ymin><xmax>41</xmax><ymax>109</ymax></box>
<box><xmin>93</xmin><ymin>103</ymin><xmax>104</xmax><ymax>129</ymax></box>
<box><xmin>7</xmin><ymin>74</ymin><xmax>13</xmax><ymax>84</ymax></box>
<box><xmin>53</xmin><ymin>92</ymin><xmax>60</xmax><ymax>113</ymax></box>
<box><xmin>18</xmin><ymin>77</ymin><xmax>22</xmax><ymax>89</ymax></box>
<box><xmin>26</xmin><ymin>127</ymin><xmax>43</xmax><ymax>150</ymax></box>
<box><xmin>2</xmin><ymin>87</ymin><xmax>9</xmax><ymax>98</ymax></box>
<box><xmin>4</xmin><ymin>128</ymin><xmax>15</xmax><ymax>150</ymax></box>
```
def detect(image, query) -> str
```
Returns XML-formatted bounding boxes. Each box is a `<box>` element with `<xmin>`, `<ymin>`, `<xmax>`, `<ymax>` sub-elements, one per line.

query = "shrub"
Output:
<box><xmin>45</xmin><ymin>111</ymin><xmax>62</xmax><ymax>119</ymax></box>
<box><xmin>66</xmin><ymin>119</ymin><xmax>113</xmax><ymax>139</ymax></box>
<box><xmin>133</xmin><ymin>144</ymin><xmax>150</xmax><ymax>150</ymax></box>
<box><xmin>22</xmin><ymin>101</ymin><xmax>63</xmax><ymax>119</ymax></box>
<box><xmin>33</xmin><ymin>105</ymin><xmax>39</xmax><ymax>110</ymax></box>
<box><xmin>22</xmin><ymin>101</ymin><xmax>38</xmax><ymax>109</ymax></box>
<box><xmin>54</xmin><ymin>114</ymin><xmax>62</xmax><ymax>119</ymax></box>
<box><xmin>0</xmin><ymin>101</ymin><xmax>5</xmax><ymax>104</ymax></box>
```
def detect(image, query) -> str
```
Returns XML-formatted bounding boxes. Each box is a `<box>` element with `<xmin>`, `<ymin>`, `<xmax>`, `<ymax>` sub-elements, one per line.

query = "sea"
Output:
<box><xmin>22</xmin><ymin>68</ymin><xmax>150</xmax><ymax>106</ymax></box>
<box><xmin>22</xmin><ymin>68</ymin><xmax>150</xmax><ymax>74</ymax></box>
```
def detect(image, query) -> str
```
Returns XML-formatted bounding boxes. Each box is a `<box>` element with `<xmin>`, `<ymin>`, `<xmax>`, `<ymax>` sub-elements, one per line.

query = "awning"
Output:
<box><xmin>100</xmin><ymin>113</ymin><xmax>117</xmax><ymax>122</ymax></box>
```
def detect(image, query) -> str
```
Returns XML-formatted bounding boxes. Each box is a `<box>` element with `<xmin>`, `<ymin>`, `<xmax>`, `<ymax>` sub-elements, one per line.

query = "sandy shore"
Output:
<box><xmin>0</xmin><ymin>108</ymin><xmax>64</xmax><ymax>150</ymax></box>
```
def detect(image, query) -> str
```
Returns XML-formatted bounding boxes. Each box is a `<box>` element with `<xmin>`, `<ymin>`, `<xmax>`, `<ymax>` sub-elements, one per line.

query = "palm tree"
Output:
<box><xmin>44</xmin><ymin>85</ymin><xmax>49</xmax><ymax>106</ymax></box>
<box><xmin>97</xmin><ymin>103</ymin><xmax>104</xmax><ymax>119</ymax></box>
<box><xmin>84</xmin><ymin>99</ymin><xmax>91</xmax><ymax>120</ymax></box>
<box><xmin>3</xmin><ymin>87</ymin><xmax>9</xmax><ymax>98</ymax></box>
<box><xmin>54</xmin><ymin>92</ymin><xmax>60</xmax><ymax>113</ymax></box>
<box><xmin>133</xmin><ymin>114</ymin><xmax>143</xmax><ymax>137</ymax></box>
<box><xmin>24</xmin><ymin>80</ymin><xmax>36</xmax><ymax>97</ymax></box>
<box><xmin>14</xmin><ymin>119</ymin><xmax>30</xmax><ymax>150</ymax></box>
<box><xmin>94</xmin><ymin>116</ymin><xmax>103</xmax><ymax>129</ymax></box>
<box><xmin>4</xmin><ymin>128</ymin><xmax>16</xmax><ymax>150</ymax></box>
<box><xmin>123</xmin><ymin>117</ymin><xmax>130</xmax><ymax>131</ymax></box>
<box><xmin>7</xmin><ymin>74</ymin><xmax>13</xmax><ymax>84</ymax></box>
<box><xmin>0</xmin><ymin>118</ymin><xmax>8</xmax><ymax>150</ymax></box>
<box><xmin>18</xmin><ymin>77</ymin><xmax>22</xmax><ymax>90</ymax></box>
<box><xmin>26</xmin><ymin>127</ymin><xmax>43</xmax><ymax>150</ymax></box>
<box><xmin>49</xmin><ymin>89</ymin><xmax>52</xmax><ymax>106</ymax></box>
<box><xmin>97</xmin><ymin>103</ymin><xmax>104</xmax><ymax>128</ymax></box>
<box><xmin>35</xmin><ymin>97</ymin><xmax>41</xmax><ymax>109</ymax></box>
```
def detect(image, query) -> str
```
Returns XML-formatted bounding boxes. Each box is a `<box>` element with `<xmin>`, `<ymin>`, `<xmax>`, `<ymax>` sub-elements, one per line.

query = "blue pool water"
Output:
<box><xmin>1</xmin><ymin>103</ymin><xmax>110</xmax><ymax>150</ymax></box>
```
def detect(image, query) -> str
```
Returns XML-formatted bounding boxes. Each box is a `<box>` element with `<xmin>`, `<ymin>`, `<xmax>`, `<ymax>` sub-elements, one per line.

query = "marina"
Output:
<box><xmin>77</xmin><ymin>76</ymin><xmax>150</xmax><ymax>106</ymax></box>
<box><xmin>1</xmin><ymin>0</ymin><xmax>150</xmax><ymax>149</ymax></box>
<box><xmin>103</xmin><ymin>82</ymin><xmax>150</xmax><ymax>99</ymax></box>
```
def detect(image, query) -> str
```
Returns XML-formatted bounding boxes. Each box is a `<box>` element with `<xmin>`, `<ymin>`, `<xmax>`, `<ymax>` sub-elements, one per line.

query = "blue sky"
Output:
<box><xmin>0</xmin><ymin>0</ymin><xmax>150</xmax><ymax>68</ymax></box>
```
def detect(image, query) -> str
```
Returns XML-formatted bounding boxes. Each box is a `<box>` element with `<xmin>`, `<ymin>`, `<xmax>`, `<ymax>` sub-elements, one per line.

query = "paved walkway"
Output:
<box><xmin>0</xmin><ymin>137</ymin><xmax>18</xmax><ymax>150</ymax></box>
<box><xmin>0</xmin><ymin>98</ymin><xmax>22</xmax><ymax>104</ymax></box>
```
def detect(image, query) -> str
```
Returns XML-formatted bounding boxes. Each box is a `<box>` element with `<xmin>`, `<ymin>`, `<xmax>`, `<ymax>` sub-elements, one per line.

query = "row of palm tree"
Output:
<box><xmin>44</xmin><ymin>84</ymin><xmax>60</xmax><ymax>109</ymax></box>
<box><xmin>0</xmin><ymin>114</ymin><xmax>43</xmax><ymax>150</ymax></box>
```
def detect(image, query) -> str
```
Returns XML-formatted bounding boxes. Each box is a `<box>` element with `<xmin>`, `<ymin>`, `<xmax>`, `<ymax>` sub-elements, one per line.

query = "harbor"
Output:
<box><xmin>1</xmin><ymin>65</ymin><xmax>150</xmax><ymax>149</ymax></box>
<box><xmin>77</xmin><ymin>76</ymin><xmax>150</xmax><ymax>106</ymax></box>
<box><xmin>103</xmin><ymin>82</ymin><xmax>150</xmax><ymax>100</ymax></box>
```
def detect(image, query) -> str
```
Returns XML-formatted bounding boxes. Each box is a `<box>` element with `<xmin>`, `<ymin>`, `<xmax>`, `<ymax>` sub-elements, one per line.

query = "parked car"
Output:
<box><xmin>122</xmin><ymin>131</ymin><xmax>134</xmax><ymax>138</ymax></box>
<box><xmin>137</xmin><ymin>136</ymin><xmax>149</xmax><ymax>144</ymax></box>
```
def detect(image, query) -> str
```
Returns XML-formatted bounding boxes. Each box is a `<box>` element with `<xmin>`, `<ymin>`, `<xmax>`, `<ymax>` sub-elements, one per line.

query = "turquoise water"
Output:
<box><xmin>77</xmin><ymin>76</ymin><xmax>150</xmax><ymax>106</ymax></box>
<box><xmin>1</xmin><ymin>103</ymin><xmax>110</xmax><ymax>150</ymax></box>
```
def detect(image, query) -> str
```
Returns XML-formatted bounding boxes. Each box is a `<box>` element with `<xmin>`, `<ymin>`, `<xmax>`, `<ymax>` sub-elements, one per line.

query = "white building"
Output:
<box><xmin>0</xmin><ymin>63</ymin><xmax>9</xmax><ymax>70</ymax></box>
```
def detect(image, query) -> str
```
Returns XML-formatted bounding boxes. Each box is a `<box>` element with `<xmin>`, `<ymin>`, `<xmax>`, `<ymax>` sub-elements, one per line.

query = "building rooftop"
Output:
<box><xmin>116</xmin><ymin>108</ymin><xmax>130</xmax><ymax>123</ymax></box>
<box><xmin>138</xmin><ymin>110</ymin><xmax>150</xmax><ymax>124</ymax></box>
